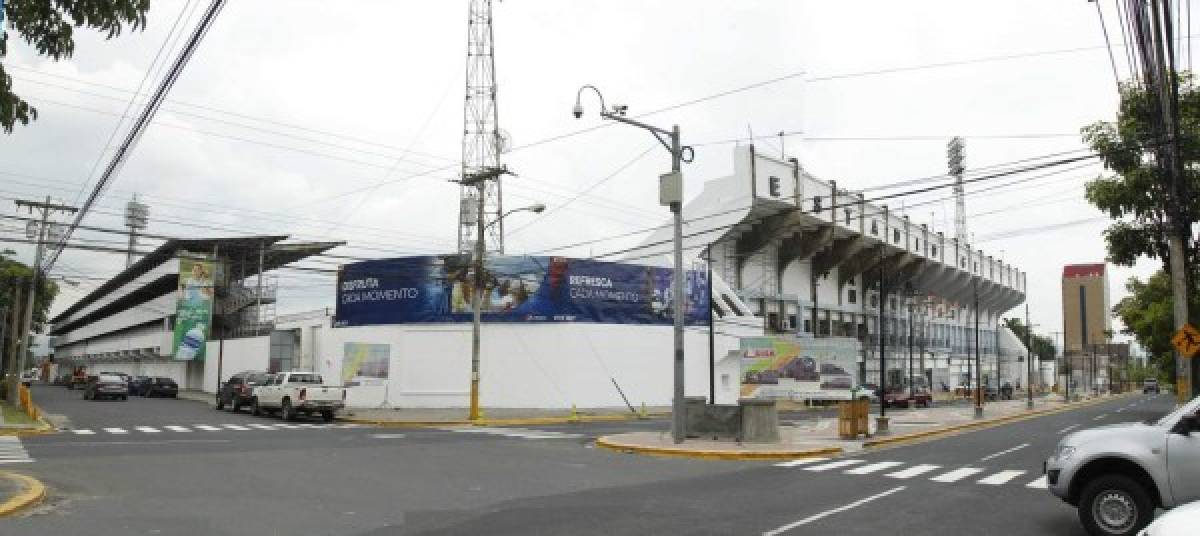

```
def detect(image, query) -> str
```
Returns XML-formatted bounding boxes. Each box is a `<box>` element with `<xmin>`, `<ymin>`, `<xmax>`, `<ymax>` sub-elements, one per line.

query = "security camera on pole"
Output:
<box><xmin>574</xmin><ymin>85</ymin><xmax>694</xmax><ymax>444</ymax></box>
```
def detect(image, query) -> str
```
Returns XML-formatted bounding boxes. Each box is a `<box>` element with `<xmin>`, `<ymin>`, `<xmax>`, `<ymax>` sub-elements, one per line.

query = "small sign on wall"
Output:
<box><xmin>342</xmin><ymin>343</ymin><xmax>390</xmax><ymax>386</ymax></box>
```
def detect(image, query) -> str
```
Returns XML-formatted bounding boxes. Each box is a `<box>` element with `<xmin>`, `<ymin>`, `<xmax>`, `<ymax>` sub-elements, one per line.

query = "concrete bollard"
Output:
<box><xmin>739</xmin><ymin>398</ymin><xmax>780</xmax><ymax>443</ymax></box>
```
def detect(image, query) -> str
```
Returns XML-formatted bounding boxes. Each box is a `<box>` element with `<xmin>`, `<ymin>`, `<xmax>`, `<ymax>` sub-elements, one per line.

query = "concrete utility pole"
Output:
<box><xmin>11</xmin><ymin>197</ymin><xmax>77</xmax><ymax>400</ymax></box>
<box><xmin>974</xmin><ymin>278</ymin><xmax>983</xmax><ymax>418</ymax></box>
<box><xmin>1026</xmin><ymin>303</ymin><xmax>1034</xmax><ymax>409</ymax></box>
<box><xmin>574</xmin><ymin>85</ymin><xmax>691</xmax><ymax>443</ymax></box>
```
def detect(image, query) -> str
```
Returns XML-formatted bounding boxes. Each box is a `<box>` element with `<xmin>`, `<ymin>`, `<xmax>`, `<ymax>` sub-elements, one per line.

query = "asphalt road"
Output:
<box><xmin>3</xmin><ymin>385</ymin><xmax>1176</xmax><ymax>535</ymax></box>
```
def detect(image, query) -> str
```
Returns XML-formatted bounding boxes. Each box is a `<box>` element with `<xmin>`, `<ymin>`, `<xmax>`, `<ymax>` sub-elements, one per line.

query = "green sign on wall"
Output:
<box><xmin>173</xmin><ymin>255</ymin><xmax>215</xmax><ymax>361</ymax></box>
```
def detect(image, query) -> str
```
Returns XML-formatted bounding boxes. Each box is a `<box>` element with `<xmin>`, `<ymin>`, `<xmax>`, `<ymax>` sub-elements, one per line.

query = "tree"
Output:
<box><xmin>0</xmin><ymin>250</ymin><xmax>59</xmax><ymax>372</ymax></box>
<box><xmin>1112</xmin><ymin>270</ymin><xmax>1199</xmax><ymax>384</ymax></box>
<box><xmin>1002</xmin><ymin>318</ymin><xmax>1056</xmax><ymax>362</ymax></box>
<box><xmin>1081</xmin><ymin>76</ymin><xmax>1200</xmax><ymax>291</ymax></box>
<box><xmin>1</xmin><ymin>0</ymin><xmax>150</xmax><ymax>133</ymax></box>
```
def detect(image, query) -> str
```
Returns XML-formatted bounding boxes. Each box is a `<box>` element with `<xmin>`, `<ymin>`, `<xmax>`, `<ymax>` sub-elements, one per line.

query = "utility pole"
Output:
<box><xmin>1026</xmin><ymin>303</ymin><xmax>1034</xmax><ymax>409</ymax></box>
<box><xmin>974</xmin><ymin>277</ymin><xmax>983</xmax><ymax>418</ymax></box>
<box><xmin>4</xmin><ymin>286</ymin><xmax>22</xmax><ymax>400</ymax></box>
<box><xmin>907</xmin><ymin>290</ymin><xmax>914</xmax><ymax>399</ymax></box>
<box><xmin>707</xmin><ymin>246</ymin><xmax>715</xmax><ymax>405</ymax></box>
<box><xmin>462</xmin><ymin>166</ymin><xmax>509</xmax><ymax>422</ymax></box>
<box><xmin>11</xmin><ymin>197</ymin><xmax>77</xmax><ymax>400</ymax></box>
<box><xmin>878</xmin><ymin>248</ymin><xmax>888</xmax><ymax>424</ymax></box>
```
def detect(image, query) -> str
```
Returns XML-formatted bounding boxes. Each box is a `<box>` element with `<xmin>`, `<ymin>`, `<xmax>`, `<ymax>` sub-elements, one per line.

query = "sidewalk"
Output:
<box><xmin>596</xmin><ymin>393</ymin><xmax>1127</xmax><ymax>460</ymax></box>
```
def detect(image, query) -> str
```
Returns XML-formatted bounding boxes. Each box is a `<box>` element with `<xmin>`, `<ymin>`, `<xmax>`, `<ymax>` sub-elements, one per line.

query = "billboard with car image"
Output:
<box><xmin>739</xmin><ymin>336</ymin><xmax>860</xmax><ymax>400</ymax></box>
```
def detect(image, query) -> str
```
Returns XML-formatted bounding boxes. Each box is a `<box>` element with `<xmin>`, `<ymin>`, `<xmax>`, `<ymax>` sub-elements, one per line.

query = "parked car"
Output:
<box><xmin>251</xmin><ymin>371</ymin><xmax>345</xmax><ymax>422</ymax></box>
<box><xmin>129</xmin><ymin>376</ymin><xmax>153</xmax><ymax>396</ymax></box>
<box><xmin>19</xmin><ymin>370</ymin><xmax>38</xmax><ymax>386</ymax></box>
<box><xmin>215</xmin><ymin>370</ymin><xmax>270</xmax><ymax>412</ymax></box>
<box><xmin>1045</xmin><ymin>394</ymin><xmax>1200</xmax><ymax>535</ymax></box>
<box><xmin>883</xmin><ymin>387</ymin><xmax>932</xmax><ymax>408</ymax></box>
<box><xmin>1144</xmin><ymin>378</ymin><xmax>1160</xmax><ymax>394</ymax></box>
<box><xmin>1138</xmin><ymin>499</ymin><xmax>1200</xmax><ymax>535</ymax></box>
<box><xmin>1000</xmin><ymin>382</ymin><xmax>1015</xmax><ymax>400</ymax></box>
<box><xmin>83</xmin><ymin>374</ymin><xmax>129</xmax><ymax>401</ymax></box>
<box><xmin>142</xmin><ymin>377</ymin><xmax>179</xmax><ymax>398</ymax></box>
<box><xmin>67</xmin><ymin>366</ymin><xmax>89</xmax><ymax>390</ymax></box>
<box><xmin>53</xmin><ymin>372</ymin><xmax>70</xmax><ymax>386</ymax></box>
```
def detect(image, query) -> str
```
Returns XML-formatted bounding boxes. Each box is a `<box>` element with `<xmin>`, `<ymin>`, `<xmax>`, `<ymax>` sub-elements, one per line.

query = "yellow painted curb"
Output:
<box><xmin>0</xmin><ymin>472</ymin><xmax>46</xmax><ymax>517</ymax></box>
<box><xmin>863</xmin><ymin>394</ymin><xmax>1134</xmax><ymax>449</ymax></box>
<box><xmin>340</xmin><ymin>412</ymin><xmax>669</xmax><ymax>428</ymax></box>
<box><xmin>594</xmin><ymin>436</ymin><xmax>843</xmax><ymax>461</ymax></box>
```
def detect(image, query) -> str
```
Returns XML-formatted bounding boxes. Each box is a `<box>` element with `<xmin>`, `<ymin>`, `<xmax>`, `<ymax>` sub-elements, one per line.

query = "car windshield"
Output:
<box><xmin>1155</xmin><ymin>395</ymin><xmax>1200</xmax><ymax>427</ymax></box>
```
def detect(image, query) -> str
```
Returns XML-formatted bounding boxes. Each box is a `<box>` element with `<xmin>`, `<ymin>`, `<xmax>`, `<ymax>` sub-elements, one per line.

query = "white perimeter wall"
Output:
<box><xmin>307</xmin><ymin>322</ymin><xmax>750</xmax><ymax>409</ymax></box>
<box><xmin>201</xmin><ymin>336</ymin><xmax>270</xmax><ymax>393</ymax></box>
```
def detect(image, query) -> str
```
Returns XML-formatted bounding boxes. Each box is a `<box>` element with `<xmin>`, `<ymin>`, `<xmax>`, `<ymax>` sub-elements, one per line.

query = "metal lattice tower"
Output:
<box><xmin>458</xmin><ymin>0</ymin><xmax>505</xmax><ymax>255</ymax></box>
<box><xmin>124</xmin><ymin>195</ymin><xmax>149</xmax><ymax>268</ymax></box>
<box><xmin>947</xmin><ymin>136</ymin><xmax>967</xmax><ymax>243</ymax></box>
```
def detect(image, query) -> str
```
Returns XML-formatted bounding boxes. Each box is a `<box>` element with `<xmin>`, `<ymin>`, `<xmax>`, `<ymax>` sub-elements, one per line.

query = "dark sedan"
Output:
<box><xmin>142</xmin><ymin>377</ymin><xmax>179</xmax><ymax>398</ymax></box>
<box><xmin>129</xmin><ymin>375</ymin><xmax>153</xmax><ymax>395</ymax></box>
<box><xmin>83</xmin><ymin>374</ymin><xmax>129</xmax><ymax>401</ymax></box>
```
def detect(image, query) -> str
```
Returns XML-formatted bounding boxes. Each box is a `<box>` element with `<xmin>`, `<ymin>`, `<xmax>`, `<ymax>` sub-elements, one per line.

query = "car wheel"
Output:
<box><xmin>251</xmin><ymin>398</ymin><xmax>262</xmax><ymax>417</ymax></box>
<box><xmin>1078</xmin><ymin>474</ymin><xmax>1154</xmax><ymax>536</ymax></box>
<box><xmin>82</xmin><ymin>391</ymin><xmax>89</xmax><ymax>400</ymax></box>
<box><xmin>230</xmin><ymin>399</ymin><xmax>241</xmax><ymax>413</ymax></box>
<box><xmin>170</xmin><ymin>394</ymin><xmax>177</xmax><ymax>398</ymax></box>
<box><xmin>121</xmin><ymin>395</ymin><xmax>128</xmax><ymax>401</ymax></box>
<box><xmin>281</xmin><ymin>399</ymin><xmax>296</xmax><ymax>421</ymax></box>
<box><xmin>215</xmin><ymin>395</ymin><xmax>225</xmax><ymax>411</ymax></box>
<box><xmin>321</xmin><ymin>411</ymin><xmax>334</xmax><ymax>423</ymax></box>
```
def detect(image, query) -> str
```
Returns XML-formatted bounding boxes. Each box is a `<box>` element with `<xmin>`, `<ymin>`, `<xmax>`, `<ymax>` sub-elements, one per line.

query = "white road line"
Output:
<box><xmin>247</xmin><ymin>424</ymin><xmax>277</xmax><ymax>430</ymax></box>
<box><xmin>804</xmin><ymin>459</ymin><xmax>865</xmax><ymax>472</ymax></box>
<box><xmin>762</xmin><ymin>486</ymin><xmax>907</xmax><ymax>535</ymax></box>
<box><xmin>980</xmin><ymin>443</ymin><xmax>1029</xmax><ymax>461</ymax></box>
<box><xmin>1093</xmin><ymin>414</ymin><xmax>1107</xmax><ymax>421</ymax></box>
<box><xmin>1059</xmin><ymin>424</ymin><xmax>1080</xmax><ymax>434</ymax></box>
<box><xmin>930</xmin><ymin>467</ymin><xmax>985</xmax><ymax>482</ymax></box>
<box><xmin>774</xmin><ymin>457</ymin><xmax>829</xmax><ymax>468</ymax></box>
<box><xmin>1026</xmin><ymin>475</ymin><xmax>1050</xmax><ymax>489</ymax></box>
<box><xmin>221</xmin><ymin>424</ymin><xmax>251</xmax><ymax>431</ymax></box>
<box><xmin>71</xmin><ymin>429</ymin><xmax>95</xmax><ymax>435</ymax></box>
<box><xmin>369</xmin><ymin>433</ymin><xmax>407</xmax><ymax>439</ymax></box>
<box><xmin>274</xmin><ymin>424</ymin><xmax>302</xmax><ymax>429</ymax></box>
<box><xmin>164</xmin><ymin>426</ymin><xmax>191</xmax><ymax>432</ymax></box>
<box><xmin>103</xmin><ymin>427</ymin><xmax>128</xmax><ymax>434</ymax></box>
<box><xmin>193</xmin><ymin>425</ymin><xmax>220</xmax><ymax>431</ymax></box>
<box><xmin>135</xmin><ymin>426</ymin><xmax>161</xmax><ymax>433</ymax></box>
<box><xmin>0</xmin><ymin>437</ymin><xmax>35</xmax><ymax>464</ymax></box>
<box><xmin>886</xmin><ymin>464</ymin><xmax>941</xmax><ymax>479</ymax></box>
<box><xmin>845</xmin><ymin>461</ymin><xmax>904</xmax><ymax>475</ymax></box>
<box><xmin>977</xmin><ymin>470</ymin><xmax>1026</xmax><ymax>485</ymax></box>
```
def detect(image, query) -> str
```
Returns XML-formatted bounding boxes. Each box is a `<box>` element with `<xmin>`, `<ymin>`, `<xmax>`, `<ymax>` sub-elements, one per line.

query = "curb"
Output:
<box><xmin>340</xmin><ymin>412</ymin><xmax>669</xmax><ymax>428</ymax></box>
<box><xmin>593</xmin><ymin>436</ymin><xmax>844</xmax><ymax>461</ymax></box>
<box><xmin>862</xmin><ymin>393</ymin><xmax>1134</xmax><ymax>449</ymax></box>
<box><xmin>0</xmin><ymin>472</ymin><xmax>46</xmax><ymax>517</ymax></box>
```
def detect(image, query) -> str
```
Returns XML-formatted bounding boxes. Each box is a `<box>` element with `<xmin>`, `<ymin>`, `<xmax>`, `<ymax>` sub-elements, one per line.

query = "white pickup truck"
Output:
<box><xmin>251</xmin><ymin>371</ymin><xmax>345</xmax><ymax>422</ymax></box>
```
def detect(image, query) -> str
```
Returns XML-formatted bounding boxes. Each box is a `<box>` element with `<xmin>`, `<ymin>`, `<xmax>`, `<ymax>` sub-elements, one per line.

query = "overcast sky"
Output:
<box><xmin>0</xmin><ymin>0</ymin><xmax>1168</xmax><ymax>347</ymax></box>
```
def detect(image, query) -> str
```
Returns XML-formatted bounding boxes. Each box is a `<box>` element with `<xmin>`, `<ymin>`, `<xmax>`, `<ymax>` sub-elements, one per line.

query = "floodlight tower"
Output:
<box><xmin>124</xmin><ymin>195</ymin><xmax>149</xmax><ymax>267</ymax></box>
<box><xmin>458</xmin><ymin>0</ymin><xmax>506</xmax><ymax>255</ymax></box>
<box><xmin>947</xmin><ymin>136</ymin><xmax>968</xmax><ymax>243</ymax></box>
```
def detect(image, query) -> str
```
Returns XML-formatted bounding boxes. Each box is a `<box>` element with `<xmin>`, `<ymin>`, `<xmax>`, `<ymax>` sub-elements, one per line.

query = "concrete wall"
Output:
<box><xmin>202</xmin><ymin>336</ymin><xmax>271</xmax><ymax>393</ymax></box>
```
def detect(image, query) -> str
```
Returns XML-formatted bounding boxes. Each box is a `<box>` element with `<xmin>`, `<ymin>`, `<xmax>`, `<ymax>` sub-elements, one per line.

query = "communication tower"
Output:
<box><xmin>124</xmin><ymin>195</ymin><xmax>150</xmax><ymax>267</ymax></box>
<box><xmin>458</xmin><ymin>0</ymin><xmax>506</xmax><ymax>255</ymax></box>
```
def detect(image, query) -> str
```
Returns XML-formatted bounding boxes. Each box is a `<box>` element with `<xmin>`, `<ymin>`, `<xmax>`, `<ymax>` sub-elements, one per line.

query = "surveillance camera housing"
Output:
<box><xmin>612</xmin><ymin>104</ymin><xmax>628</xmax><ymax>115</ymax></box>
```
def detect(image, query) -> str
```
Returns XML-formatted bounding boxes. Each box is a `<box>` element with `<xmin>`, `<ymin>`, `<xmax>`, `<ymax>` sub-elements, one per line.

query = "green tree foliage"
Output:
<box><xmin>1</xmin><ymin>0</ymin><xmax>150</xmax><ymax>133</ymax></box>
<box><xmin>1112</xmin><ymin>270</ymin><xmax>1200</xmax><ymax>383</ymax></box>
<box><xmin>1080</xmin><ymin>76</ymin><xmax>1200</xmax><ymax>281</ymax></box>
<box><xmin>1002</xmin><ymin>318</ymin><xmax>1056</xmax><ymax>362</ymax></box>
<box><xmin>0</xmin><ymin>250</ymin><xmax>60</xmax><ymax>355</ymax></box>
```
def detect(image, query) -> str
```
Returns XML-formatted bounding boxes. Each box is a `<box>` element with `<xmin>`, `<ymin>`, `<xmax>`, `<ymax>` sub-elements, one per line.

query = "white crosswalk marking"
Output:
<box><xmin>71</xmin><ymin>429</ymin><xmax>96</xmax><ymax>435</ymax></box>
<box><xmin>193</xmin><ymin>425</ymin><xmax>221</xmax><ymax>431</ymax></box>
<box><xmin>442</xmin><ymin>426</ymin><xmax>583</xmax><ymax>440</ymax></box>
<box><xmin>805</xmin><ymin>459</ymin><xmax>865</xmax><ymax>472</ymax></box>
<box><xmin>886</xmin><ymin>464</ymin><xmax>941</xmax><ymax>479</ymax></box>
<box><xmin>931</xmin><ymin>468</ymin><xmax>985</xmax><ymax>482</ymax></box>
<box><xmin>221</xmin><ymin>424</ymin><xmax>251</xmax><ymax>431</ymax></box>
<box><xmin>103</xmin><ymin>427</ymin><xmax>128</xmax><ymax>434</ymax></box>
<box><xmin>1026</xmin><ymin>475</ymin><xmax>1050</xmax><ymax>489</ymax></box>
<box><xmin>978</xmin><ymin>470</ymin><xmax>1026</xmax><ymax>485</ymax></box>
<box><xmin>846</xmin><ymin>461</ymin><xmax>905</xmax><ymax>475</ymax></box>
<box><xmin>135</xmin><ymin>426</ymin><xmax>161</xmax><ymax>433</ymax></box>
<box><xmin>164</xmin><ymin>426</ymin><xmax>191</xmax><ymax>432</ymax></box>
<box><xmin>0</xmin><ymin>437</ymin><xmax>33</xmax><ymax>464</ymax></box>
<box><xmin>247</xmin><ymin>424</ymin><xmax>277</xmax><ymax>430</ymax></box>
<box><xmin>774</xmin><ymin>457</ymin><xmax>830</xmax><ymax>468</ymax></box>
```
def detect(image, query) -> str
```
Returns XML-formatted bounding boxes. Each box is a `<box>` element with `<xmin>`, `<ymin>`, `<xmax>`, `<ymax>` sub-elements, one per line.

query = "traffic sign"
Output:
<box><xmin>1171</xmin><ymin>323</ymin><xmax>1200</xmax><ymax>359</ymax></box>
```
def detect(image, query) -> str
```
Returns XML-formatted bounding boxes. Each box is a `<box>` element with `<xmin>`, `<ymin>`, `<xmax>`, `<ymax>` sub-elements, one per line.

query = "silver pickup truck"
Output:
<box><xmin>1045</xmin><ymin>395</ymin><xmax>1200</xmax><ymax>536</ymax></box>
<box><xmin>251</xmin><ymin>371</ymin><xmax>346</xmax><ymax>422</ymax></box>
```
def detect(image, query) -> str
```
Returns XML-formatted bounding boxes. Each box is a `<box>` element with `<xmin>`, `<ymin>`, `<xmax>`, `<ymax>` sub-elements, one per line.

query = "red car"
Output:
<box><xmin>883</xmin><ymin>388</ymin><xmax>932</xmax><ymax>408</ymax></box>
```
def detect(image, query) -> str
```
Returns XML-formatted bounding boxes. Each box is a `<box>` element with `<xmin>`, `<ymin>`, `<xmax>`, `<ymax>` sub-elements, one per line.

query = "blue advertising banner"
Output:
<box><xmin>334</xmin><ymin>256</ymin><xmax>710</xmax><ymax>327</ymax></box>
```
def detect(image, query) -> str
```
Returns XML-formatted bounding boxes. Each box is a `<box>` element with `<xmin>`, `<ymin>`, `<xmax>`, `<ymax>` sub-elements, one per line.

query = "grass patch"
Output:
<box><xmin>1</xmin><ymin>402</ymin><xmax>38</xmax><ymax>426</ymax></box>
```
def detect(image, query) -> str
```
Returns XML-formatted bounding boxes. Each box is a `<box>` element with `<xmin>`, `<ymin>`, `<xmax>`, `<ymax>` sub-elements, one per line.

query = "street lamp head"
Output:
<box><xmin>529</xmin><ymin>203</ymin><xmax>547</xmax><ymax>214</ymax></box>
<box><xmin>574</xmin><ymin>85</ymin><xmax>607</xmax><ymax>119</ymax></box>
<box><xmin>572</xmin><ymin>102</ymin><xmax>584</xmax><ymax>119</ymax></box>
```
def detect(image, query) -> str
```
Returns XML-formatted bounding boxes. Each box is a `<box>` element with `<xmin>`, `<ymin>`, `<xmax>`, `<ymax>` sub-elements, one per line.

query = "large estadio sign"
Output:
<box><xmin>334</xmin><ymin>256</ymin><xmax>710</xmax><ymax>327</ymax></box>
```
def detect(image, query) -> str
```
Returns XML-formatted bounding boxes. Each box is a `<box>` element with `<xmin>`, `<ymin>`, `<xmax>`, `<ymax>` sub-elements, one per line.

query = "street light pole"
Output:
<box><xmin>461</xmin><ymin>167</ymin><xmax>543</xmax><ymax>422</ymax></box>
<box><xmin>1026</xmin><ymin>303</ymin><xmax>1034</xmax><ymax>409</ymax></box>
<box><xmin>574</xmin><ymin>85</ymin><xmax>692</xmax><ymax>443</ymax></box>
<box><xmin>974</xmin><ymin>277</ymin><xmax>983</xmax><ymax>419</ymax></box>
